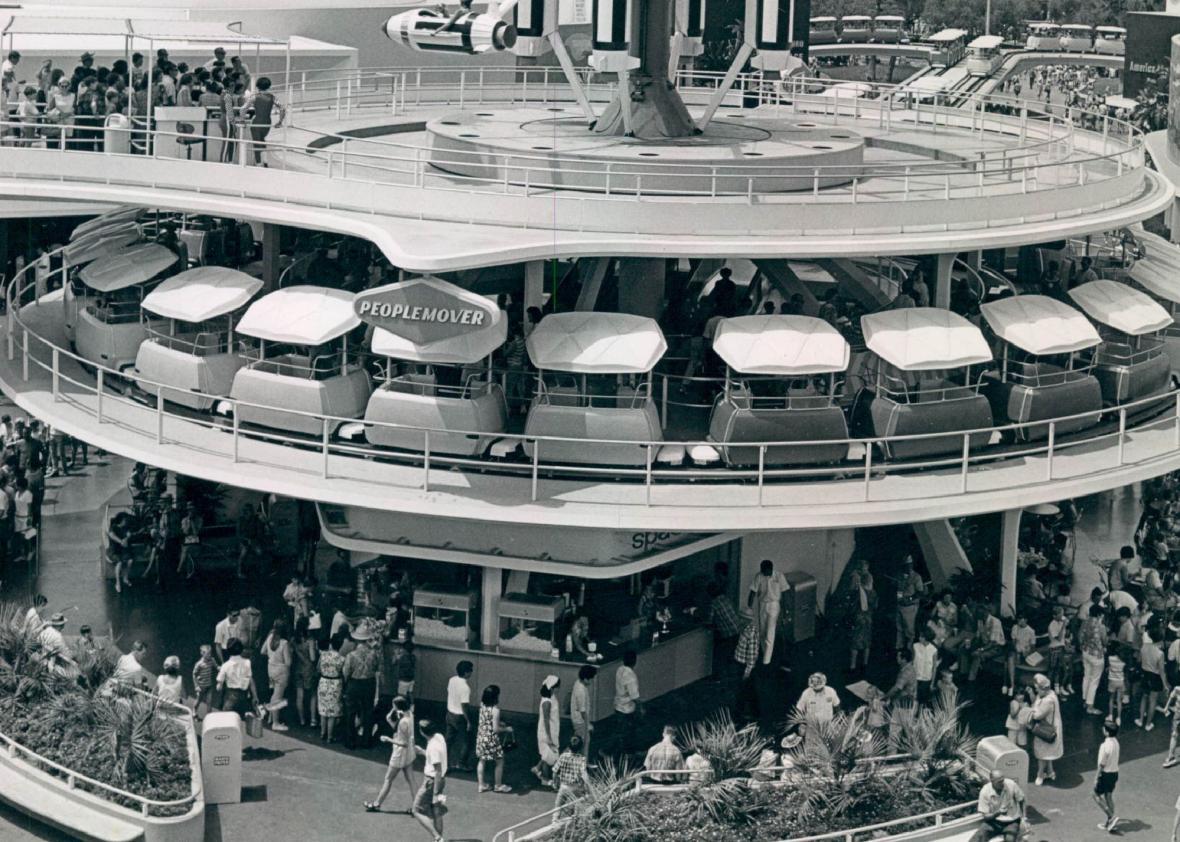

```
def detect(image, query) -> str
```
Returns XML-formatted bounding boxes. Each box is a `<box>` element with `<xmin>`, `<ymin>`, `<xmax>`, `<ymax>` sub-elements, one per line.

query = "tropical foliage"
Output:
<box><xmin>551</xmin><ymin>701</ymin><xmax>979</xmax><ymax>842</ymax></box>
<box><xmin>0</xmin><ymin>603</ymin><xmax>193</xmax><ymax>816</ymax></box>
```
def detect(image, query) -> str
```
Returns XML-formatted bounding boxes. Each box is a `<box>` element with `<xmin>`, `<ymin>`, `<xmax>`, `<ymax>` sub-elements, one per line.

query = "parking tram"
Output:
<box><xmin>809</xmin><ymin>16</ymin><xmax>838</xmax><ymax>45</ymax></box>
<box><xmin>1094</xmin><ymin>25</ymin><xmax>1126</xmax><ymax>55</ymax></box>
<box><xmin>839</xmin><ymin>15</ymin><xmax>872</xmax><ymax>43</ymax></box>
<box><xmin>1059</xmin><ymin>24</ymin><xmax>1094</xmax><ymax>52</ymax></box>
<box><xmin>926</xmin><ymin>28</ymin><xmax>968</xmax><ymax>68</ymax></box>
<box><xmin>872</xmin><ymin>15</ymin><xmax>905</xmax><ymax>43</ymax></box>
<box><xmin>1025</xmin><ymin>22</ymin><xmax>1061</xmax><ymax>51</ymax></box>
<box><xmin>966</xmin><ymin>35</ymin><xmax>1004</xmax><ymax>76</ymax></box>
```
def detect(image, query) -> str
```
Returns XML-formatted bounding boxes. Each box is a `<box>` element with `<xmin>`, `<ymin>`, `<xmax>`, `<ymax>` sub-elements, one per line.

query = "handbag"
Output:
<box><xmin>244</xmin><ymin>712</ymin><xmax>264</xmax><ymax>739</ymax></box>
<box><xmin>1030</xmin><ymin>718</ymin><xmax>1056</xmax><ymax>743</ymax></box>
<box><xmin>499</xmin><ymin>732</ymin><xmax>518</xmax><ymax>752</ymax></box>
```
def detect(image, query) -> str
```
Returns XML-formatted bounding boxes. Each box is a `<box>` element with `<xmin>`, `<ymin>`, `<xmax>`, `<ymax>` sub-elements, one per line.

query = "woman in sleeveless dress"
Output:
<box><xmin>365</xmin><ymin>696</ymin><xmax>417</xmax><ymax>812</ymax></box>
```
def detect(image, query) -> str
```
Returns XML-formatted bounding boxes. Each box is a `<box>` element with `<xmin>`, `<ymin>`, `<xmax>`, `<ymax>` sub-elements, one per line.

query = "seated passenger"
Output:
<box><xmin>970</xmin><ymin>769</ymin><xmax>1025</xmax><ymax>842</ymax></box>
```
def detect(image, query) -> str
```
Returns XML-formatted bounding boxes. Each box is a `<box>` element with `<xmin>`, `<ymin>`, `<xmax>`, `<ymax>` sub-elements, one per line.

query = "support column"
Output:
<box><xmin>617</xmin><ymin>258</ymin><xmax>666</xmax><ymax>318</ymax></box>
<box><xmin>261</xmin><ymin>223</ymin><xmax>281</xmax><ymax>291</ymax></box>
<box><xmin>962</xmin><ymin>250</ymin><xmax>981</xmax><ymax>271</ymax></box>
<box><xmin>1170</xmin><ymin>196</ymin><xmax>1180</xmax><ymax>245</ymax></box>
<box><xmin>913</xmin><ymin>519</ymin><xmax>972</xmax><ymax>590</ymax></box>
<box><xmin>999</xmin><ymin>508</ymin><xmax>1021</xmax><ymax>618</ymax></box>
<box><xmin>480</xmin><ymin>566</ymin><xmax>503</xmax><ymax>648</ymax></box>
<box><xmin>933</xmin><ymin>252</ymin><xmax>956</xmax><ymax>310</ymax></box>
<box><xmin>523</xmin><ymin>260</ymin><xmax>545</xmax><ymax>327</ymax></box>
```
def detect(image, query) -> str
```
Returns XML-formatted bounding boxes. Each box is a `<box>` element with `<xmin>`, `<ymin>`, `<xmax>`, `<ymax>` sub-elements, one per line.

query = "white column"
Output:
<box><xmin>1170</xmin><ymin>196</ymin><xmax>1180</xmax><ymax>245</ymax></box>
<box><xmin>261</xmin><ymin>224</ymin><xmax>281</xmax><ymax>291</ymax></box>
<box><xmin>913</xmin><ymin>519</ymin><xmax>972</xmax><ymax>590</ymax></box>
<box><xmin>962</xmin><ymin>250</ymin><xmax>981</xmax><ymax>271</ymax></box>
<box><xmin>999</xmin><ymin>508</ymin><xmax>1021</xmax><ymax>618</ymax></box>
<box><xmin>523</xmin><ymin>260</ymin><xmax>545</xmax><ymax>330</ymax></box>
<box><xmin>480</xmin><ymin>566</ymin><xmax>503</xmax><ymax>647</ymax></box>
<box><xmin>933</xmin><ymin>252</ymin><xmax>956</xmax><ymax>310</ymax></box>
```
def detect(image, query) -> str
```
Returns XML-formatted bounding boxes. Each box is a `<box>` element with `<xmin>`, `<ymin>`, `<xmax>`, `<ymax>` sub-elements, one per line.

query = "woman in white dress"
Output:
<box><xmin>365</xmin><ymin>696</ymin><xmax>417</xmax><ymax>812</ymax></box>
<box><xmin>533</xmin><ymin>675</ymin><xmax>561</xmax><ymax>787</ymax></box>
<box><xmin>1030</xmin><ymin>673</ymin><xmax>1063</xmax><ymax>785</ymax></box>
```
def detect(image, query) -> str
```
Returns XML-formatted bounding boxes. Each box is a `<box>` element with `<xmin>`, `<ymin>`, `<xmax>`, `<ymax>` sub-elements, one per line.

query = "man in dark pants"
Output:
<box><xmin>444</xmin><ymin>660</ymin><xmax>475</xmax><ymax>771</ymax></box>
<box><xmin>341</xmin><ymin>632</ymin><xmax>380</xmax><ymax>749</ymax></box>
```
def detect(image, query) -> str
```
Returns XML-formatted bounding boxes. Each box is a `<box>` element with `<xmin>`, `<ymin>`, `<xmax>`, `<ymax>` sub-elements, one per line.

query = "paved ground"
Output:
<box><xmin>0</xmin><ymin>431</ymin><xmax>1176</xmax><ymax>841</ymax></box>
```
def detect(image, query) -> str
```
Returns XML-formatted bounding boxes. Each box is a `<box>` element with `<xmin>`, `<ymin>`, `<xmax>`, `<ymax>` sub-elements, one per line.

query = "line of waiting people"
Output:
<box><xmin>0</xmin><ymin>47</ymin><xmax>280</xmax><ymax>164</ymax></box>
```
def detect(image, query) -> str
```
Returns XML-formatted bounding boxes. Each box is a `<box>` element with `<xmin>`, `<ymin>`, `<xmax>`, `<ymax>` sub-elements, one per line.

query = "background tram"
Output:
<box><xmin>1094</xmin><ymin>26</ymin><xmax>1126</xmax><ymax>55</ymax></box>
<box><xmin>872</xmin><ymin>15</ymin><xmax>905</xmax><ymax>43</ymax></box>
<box><xmin>1025</xmin><ymin>22</ymin><xmax>1060</xmax><ymax>51</ymax></box>
<box><xmin>839</xmin><ymin>15</ymin><xmax>872</xmax><ymax>43</ymax></box>
<box><xmin>966</xmin><ymin>34</ymin><xmax>1004</xmax><ymax>76</ymax></box>
<box><xmin>926</xmin><ymin>28</ymin><xmax>968</xmax><ymax>68</ymax></box>
<box><xmin>1059</xmin><ymin>24</ymin><xmax>1093</xmax><ymax>52</ymax></box>
<box><xmin>809</xmin><ymin>16</ymin><xmax>838</xmax><ymax>45</ymax></box>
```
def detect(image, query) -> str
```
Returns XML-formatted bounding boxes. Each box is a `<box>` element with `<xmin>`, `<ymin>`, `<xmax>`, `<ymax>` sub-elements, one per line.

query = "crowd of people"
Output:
<box><xmin>0</xmin><ymin>46</ymin><xmax>280</xmax><ymax>164</ymax></box>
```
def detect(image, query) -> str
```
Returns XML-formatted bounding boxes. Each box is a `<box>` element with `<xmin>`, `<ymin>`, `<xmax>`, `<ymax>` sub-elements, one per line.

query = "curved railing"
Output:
<box><xmin>0</xmin><ymin>682</ymin><xmax>201</xmax><ymax>818</ymax></box>
<box><xmin>7</xmin><ymin>247</ymin><xmax>1180</xmax><ymax>509</ymax></box>
<box><xmin>0</xmin><ymin>69</ymin><xmax>1143</xmax><ymax>211</ymax></box>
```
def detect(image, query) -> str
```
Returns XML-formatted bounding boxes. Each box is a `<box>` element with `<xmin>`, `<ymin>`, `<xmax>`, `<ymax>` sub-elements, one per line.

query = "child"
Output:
<box><xmin>1047</xmin><ymin>605</ymin><xmax>1069</xmax><ymax>696</ymax></box>
<box><xmin>864</xmin><ymin>685</ymin><xmax>887</xmax><ymax>732</ymax></box>
<box><xmin>16</xmin><ymin>86</ymin><xmax>38</xmax><ymax>146</ymax></box>
<box><xmin>192</xmin><ymin>644</ymin><xmax>216</xmax><ymax>719</ymax></box>
<box><xmin>155</xmin><ymin>655</ymin><xmax>184</xmax><ymax>705</ymax></box>
<box><xmin>1006</xmin><ymin>690</ymin><xmax>1031</xmax><ymax>747</ymax></box>
<box><xmin>936</xmin><ymin>668</ymin><xmax>958</xmax><ymax>708</ymax></box>
<box><xmin>1107</xmin><ymin>642</ymin><xmax>1126</xmax><ymax>723</ymax></box>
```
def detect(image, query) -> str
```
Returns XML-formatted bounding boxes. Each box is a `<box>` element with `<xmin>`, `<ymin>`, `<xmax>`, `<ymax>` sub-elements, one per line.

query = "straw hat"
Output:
<box><xmin>47</xmin><ymin>613</ymin><xmax>66</xmax><ymax>628</ymax></box>
<box><xmin>780</xmin><ymin>734</ymin><xmax>802</xmax><ymax>750</ymax></box>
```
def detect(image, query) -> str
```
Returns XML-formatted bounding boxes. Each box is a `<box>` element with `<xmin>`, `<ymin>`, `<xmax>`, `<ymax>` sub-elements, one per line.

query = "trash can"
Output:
<box><xmin>103</xmin><ymin>113</ymin><xmax>130</xmax><ymax>154</ymax></box>
<box><xmin>976</xmin><ymin>735</ymin><xmax>1029</xmax><ymax>785</ymax></box>
<box><xmin>201</xmin><ymin>712</ymin><xmax>243</xmax><ymax>804</ymax></box>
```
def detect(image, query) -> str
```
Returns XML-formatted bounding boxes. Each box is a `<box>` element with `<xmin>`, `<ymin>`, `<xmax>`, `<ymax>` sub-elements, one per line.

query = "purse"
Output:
<box><xmin>1030</xmin><ymin>719</ymin><xmax>1056</xmax><ymax>743</ymax></box>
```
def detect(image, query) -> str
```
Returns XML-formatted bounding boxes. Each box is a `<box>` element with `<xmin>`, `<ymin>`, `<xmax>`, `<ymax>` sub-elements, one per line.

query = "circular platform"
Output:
<box><xmin>426</xmin><ymin>107</ymin><xmax>865</xmax><ymax>194</ymax></box>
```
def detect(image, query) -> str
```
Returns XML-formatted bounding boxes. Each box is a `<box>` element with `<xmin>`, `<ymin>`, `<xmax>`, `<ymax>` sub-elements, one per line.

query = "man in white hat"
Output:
<box><xmin>39</xmin><ymin>612</ymin><xmax>67</xmax><ymax>655</ymax></box>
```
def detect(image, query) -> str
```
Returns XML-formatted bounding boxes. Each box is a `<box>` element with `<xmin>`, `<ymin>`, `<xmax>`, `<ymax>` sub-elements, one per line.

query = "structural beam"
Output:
<box><xmin>913</xmin><ymin>519</ymin><xmax>972</xmax><ymax>590</ymax></box>
<box><xmin>481</xmin><ymin>566</ymin><xmax>503</xmax><ymax>646</ymax></box>
<box><xmin>261</xmin><ymin>223</ymin><xmax>281</xmax><ymax>291</ymax></box>
<box><xmin>999</xmin><ymin>508</ymin><xmax>1021</xmax><ymax>618</ymax></box>
<box><xmin>755</xmin><ymin>259</ymin><xmax>821</xmax><ymax>314</ymax></box>
<box><xmin>818</xmin><ymin>259</ymin><xmax>891</xmax><ymax>309</ymax></box>
<box><xmin>933</xmin><ymin>252</ymin><xmax>956</xmax><ymax>310</ymax></box>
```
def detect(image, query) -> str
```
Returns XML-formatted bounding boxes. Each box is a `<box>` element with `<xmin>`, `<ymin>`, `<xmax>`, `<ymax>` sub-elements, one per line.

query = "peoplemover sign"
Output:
<box><xmin>354</xmin><ymin>276</ymin><xmax>500</xmax><ymax>345</ymax></box>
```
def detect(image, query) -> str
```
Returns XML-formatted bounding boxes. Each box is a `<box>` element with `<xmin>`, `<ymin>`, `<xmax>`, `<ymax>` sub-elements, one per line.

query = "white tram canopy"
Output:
<box><xmin>236</xmin><ymin>286</ymin><xmax>360</xmax><ymax>345</ymax></box>
<box><xmin>1131</xmin><ymin>260</ymin><xmax>1180</xmax><ymax>304</ymax></box>
<box><xmin>77</xmin><ymin>244</ymin><xmax>177</xmax><ymax>293</ymax></box>
<box><xmin>861</xmin><ymin>308</ymin><xmax>992</xmax><ymax>371</ymax></box>
<box><xmin>1068</xmin><ymin>280</ymin><xmax>1173</xmax><ymax>336</ymax></box>
<box><xmin>712</xmin><ymin>315</ymin><xmax>850</xmax><ymax>375</ymax></box>
<box><xmin>70</xmin><ymin>207</ymin><xmax>142</xmax><ymax>242</ymax></box>
<box><xmin>63</xmin><ymin>224</ymin><xmax>141</xmax><ymax>264</ymax></box>
<box><xmin>141</xmin><ymin>267</ymin><xmax>264</xmax><ymax>323</ymax></box>
<box><xmin>526</xmin><ymin>312</ymin><xmax>667</xmax><ymax>374</ymax></box>
<box><xmin>980</xmin><ymin>294</ymin><xmax>1101</xmax><ymax>355</ymax></box>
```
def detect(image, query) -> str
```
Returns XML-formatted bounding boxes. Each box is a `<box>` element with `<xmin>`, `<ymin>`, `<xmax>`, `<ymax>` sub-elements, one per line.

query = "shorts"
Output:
<box><xmin>1094</xmin><ymin>771</ymin><xmax>1118</xmax><ymax>795</ymax></box>
<box><xmin>1108</xmin><ymin>680</ymin><xmax>1124</xmax><ymax>695</ymax></box>
<box><xmin>413</xmin><ymin>776</ymin><xmax>442</xmax><ymax>817</ymax></box>
<box><xmin>1146</xmin><ymin>672</ymin><xmax>1165</xmax><ymax>693</ymax></box>
<box><xmin>397</xmin><ymin>680</ymin><xmax>415</xmax><ymax>696</ymax></box>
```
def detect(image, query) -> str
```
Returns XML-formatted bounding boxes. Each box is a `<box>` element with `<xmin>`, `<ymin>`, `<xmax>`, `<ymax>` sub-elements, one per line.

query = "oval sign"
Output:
<box><xmin>354</xmin><ymin>277</ymin><xmax>500</xmax><ymax>345</ymax></box>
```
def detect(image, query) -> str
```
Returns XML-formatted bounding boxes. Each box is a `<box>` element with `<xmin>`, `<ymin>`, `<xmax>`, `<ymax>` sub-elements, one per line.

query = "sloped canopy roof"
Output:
<box><xmin>861</xmin><ymin>308</ymin><xmax>992</xmax><ymax>371</ymax></box>
<box><xmin>236</xmin><ymin>285</ymin><xmax>360</xmax><ymax>345</ymax></box>
<box><xmin>980</xmin><ymin>294</ymin><xmax>1101</xmax><ymax>355</ymax></box>
<box><xmin>77</xmin><ymin>244</ymin><xmax>177</xmax><ymax>292</ymax></box>
<box><xmin>713</xmin><ymin>315</ymin><xmax>850</xmax><ymax>375</ymax></box>
<box><xmin>63</xmin><ymin>224</ymin><xmax>141</xmax><ymax>264</ymax></box>
<box><xmin>526</xmin><ymin>312</ymin><xmax>667</xmax><ymax>374</ymax></box>
<box><xmin>70</xmin><ymin>207</ymin><xmax>142</xmax><ymax>241</ymax></box>
<box><xmin>141</xmin><ymin>267</ymin><xmax>263</xmax><ymax>322</ymax></box>
<box><xmin>1068</xmin><ymin>280</ymin><xmax>1172</xmax><ymax>336</ymax></box>
<box><xmin>1132</xmin><ymin>260</ymin><xmax>1180</xmax><ymax>304</ymax></box>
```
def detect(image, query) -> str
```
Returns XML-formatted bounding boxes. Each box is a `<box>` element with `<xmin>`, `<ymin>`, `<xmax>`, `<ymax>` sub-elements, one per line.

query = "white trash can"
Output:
<box><xmin>976</xmin><ymin>734</ymin><xmax>1029</xmax><ymax>786</ymax></box>
<box><xmin>201</xmin><ymin>712</ymin><xmax>243</xmax><ymax>804</ymax></box>
<box><xmin>103</xmin><ymin>113</ymin><xmax>130</xmax><ymax>155</ymax></box>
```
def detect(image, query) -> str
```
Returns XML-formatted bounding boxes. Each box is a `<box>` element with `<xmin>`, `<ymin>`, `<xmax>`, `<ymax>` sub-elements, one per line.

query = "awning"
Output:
<box><xmin>236</xmin><ymin>285</ymin><xmax>360</xmax><ymax>345</ymax></box>
<box><xmin>712</xmin><ymin>315</ymin><xmax>850</xmax><ymax>375</ymax></box>
<box><xmin>70</xmin><ymin>207</ymin><xmax>142</xmax><ymax>241</ymax></box>
<box><xmin>360</xmin><ymin>276</ymin><xmax>506</xmax><ymax>364</ymax></box>
<box><xmin>1105</xmin><ymin>95</ymin><xmax>1138</xmax><ymax>111</ymax></box>
<box><xmin>141</xmin><ymin>267</ymin><xmax>263</xmax><ymax>323</ymax></box>
<box><xmin>63</xmin><ymin>224</ymin><xmax>141</xmax><ymax>264</ymax></box>
<box><xmin>526</xmin><ymin>312</ymin><xmax>667</xmax><ymax>374</ymax></box>
<box><xmin>1131</xmin><ymin>259</ymin><xmax>1180</xmax><ymax>304</ymax></box>
<box><xmin>77</xmin><ymin>244</ymin><xmax>177</xmax><ymax>292</ymax></box>
<box><xmin>980</xmin><ymin>294</ymin><xmax>1101</xmax><ymax>355</ymax></box>
<box><xmin>1068</xmin><ymin>280</ymin><xmax>1172</xmax><ymax>336</ymax></box>
<box><xmin>862</xmin><ymin>308</ymin><xmax>992</xmax><ymax>371</ymax></box>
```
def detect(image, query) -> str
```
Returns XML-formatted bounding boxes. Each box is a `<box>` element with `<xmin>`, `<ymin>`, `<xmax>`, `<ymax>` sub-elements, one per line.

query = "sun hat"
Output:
<box><xmin>780</xmin><ymin>734</ymin><xmax>802</xmax><ymax>750</ymax></box>
<box><xmin>163</xmin><ymin>655</ymin><xmax>180</xmax><ymax>669</ymax></box>
<box><xmin>48</xmin><ymin>613</ymin><xmax>66</xmax><ymax>628</ymax></box>
<box><xmin>542</xmin><ymin>674</ymin><xmax>560</xmax><ymax>690</ymax></box>
<box><xmin>1033</xmin><ymin>673</ymin><xmax>1051</xmax><ymax>689</ymax></box>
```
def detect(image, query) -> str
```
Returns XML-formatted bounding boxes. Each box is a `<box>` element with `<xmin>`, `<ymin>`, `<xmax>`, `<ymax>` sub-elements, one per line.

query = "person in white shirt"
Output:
<box><xmin>213</xmin><ymin>607</ymin><xmax>242</xmax><ymax>664</ymax></box>
<box><xmin>970</xmin><ymin>770</ymin><xmax>1025</xmax><ymax>842</ymax></box>
<box><xmin>114</xmin><ymin>641</ymin><xmax>148</xmax><ymax>688</ymax></box>
<box><xmin>412</xmin><ymin>719</ymin><xmax>448</xmax><ymax>841</ymax></box>
<box><xmin>796</xmin><ymin>672</ymin><xmax>840</xmax><ymax>724</ymax></box>
<box><xmin>215</xmin><ymin>638</ymin><xmax>258</xmax><ymax>718</ymax></box>
<box><xmin>747</xmin><ymin>559</ymin><xmax>789</xmax><ymax>665</ymax></box>
<box><xmin>38</xmin><ymin>612</ymin><xmax>67</xmax><ymax>656</ymax></box>
<box><xmin>155</xmin><ymin>655</ymin><xmax>184</xmax><ymax>705</ymax></box>
<box><xmin>1004</xmin><ymin>614</ymin><xmax>1037</xmax><ymax>698</ymax></box>
<box><xmin>1093</xmin><ymin>720</ymin><xmax>1120</xmax><ymax>832</ymax></box>
<box><xmin>444</xmin><ymin>660</ymin><xmax>474</xmax><ymax>771</ymax></box>
<box><xmin>570</xmin><ymin>664</ymin><xmax>596</xmax><ymax>758</ymax></box>
<box><xmin>913</xmin><ymin>629</ymin><xmax>939</xmax><ymax>704</ymax></box>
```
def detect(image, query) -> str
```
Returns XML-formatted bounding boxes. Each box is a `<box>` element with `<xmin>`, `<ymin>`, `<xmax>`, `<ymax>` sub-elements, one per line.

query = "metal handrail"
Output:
<box><xmin>8</xmin><ymin>252</ymin><xmax>1180</xmax><ymax>506</ymax></box>
<box><xmin>0</xmin><ymin>686</ymin><xmax>201</xmax><ymax>817</ymax></box>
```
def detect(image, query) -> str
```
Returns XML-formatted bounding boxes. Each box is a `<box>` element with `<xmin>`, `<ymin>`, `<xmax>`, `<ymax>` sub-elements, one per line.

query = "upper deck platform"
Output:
<box><xmin>0</xmin><ymin>68</ymin><xmax>1167</xmax><ymax>272</ymax></box>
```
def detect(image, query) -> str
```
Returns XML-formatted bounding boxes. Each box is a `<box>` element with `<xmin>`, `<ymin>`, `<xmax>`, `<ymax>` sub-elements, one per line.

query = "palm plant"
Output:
<box><xmin>90</xmin><ymin>692</ymin><xmax>179</xmax><ymax>787</ymax></box>
<box><xmin>555</xmin><ymin>756</ymin><xmax>646</xmax><ymax>842</ymax></box>
<box><xmin>678</xmin><ymin>711</ymin><xmax>765</xmax><ymax>781</ymax></box>
<box><xmin>887</xmin><ymin>699</ymin><xmax>978</xmax><ymax>798</ymax></box>
<box><xmin>784</xmin><ymin>706</ymin><xmax>893</xmax><ymax>821</ymax></box>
